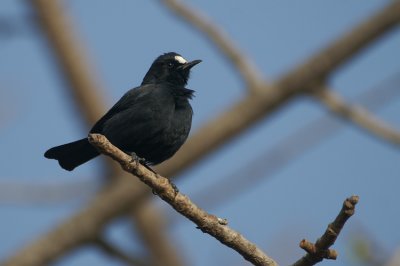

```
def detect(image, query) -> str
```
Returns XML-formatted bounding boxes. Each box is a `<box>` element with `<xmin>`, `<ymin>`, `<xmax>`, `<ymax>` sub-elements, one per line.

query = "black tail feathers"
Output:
<box><xmin>44</xmin><ymin>138</ymin><xmax>99</xmax><ymax>171</ymax></box>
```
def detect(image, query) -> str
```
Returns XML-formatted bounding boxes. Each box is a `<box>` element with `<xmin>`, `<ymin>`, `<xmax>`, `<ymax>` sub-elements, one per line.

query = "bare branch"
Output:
<box><xmin>93</xmin><ymin>237</ymin><xmax>148</xmax><ymax>266</ymax></box>
<box><xmin>313</xmin><ymin>86</ymin><xmax>400</xmax><ymax>145</ymax></box>
<box><xmin>88</xmin><ymin>134</ymin><xmax>278</xmax><ymax>266</ymax></box>
<box><xmin>292</xmin><ymin>195</ymin><xmax>359</xmax><ymax>266</ymax></box>
<box><xmin>160</xmin><ymin>0</ymin><xmax>264</xmax><ymax>92</ymax></box>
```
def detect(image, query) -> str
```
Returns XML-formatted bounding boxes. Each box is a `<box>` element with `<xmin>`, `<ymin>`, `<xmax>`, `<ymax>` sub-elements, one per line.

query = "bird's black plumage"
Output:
<box><xmin>44</xmin><ymin>52</ymin><xmax>201</xmax><ymax>171</ymax></box>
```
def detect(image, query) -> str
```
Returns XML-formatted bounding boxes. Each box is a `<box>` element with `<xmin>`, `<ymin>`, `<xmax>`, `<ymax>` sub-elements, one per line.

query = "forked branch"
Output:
<box><xmin>291</xmin><ymin>195</ymin><xmax>359</xmax><ymax>266</ymax></box>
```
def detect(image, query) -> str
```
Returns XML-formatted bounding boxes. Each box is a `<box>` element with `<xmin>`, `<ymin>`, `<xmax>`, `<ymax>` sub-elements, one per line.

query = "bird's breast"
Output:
<box><xmin>164</xmin><ymin>102</ymin><xmax>193</xmax><ymax>144</ymax></box>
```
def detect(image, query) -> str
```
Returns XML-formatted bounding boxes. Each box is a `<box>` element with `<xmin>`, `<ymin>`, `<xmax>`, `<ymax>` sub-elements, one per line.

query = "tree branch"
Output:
<box><xmin>88</xmin><ymin>133</ymin><xmax>278</xmax><ymax>266</ymax></box>
<box><xmin>291</xmin><ymin>195</ymin><xmax>359</xmax><ymax>266</ymax></box>
<box><xmin>313</xmin><ymin>86</ymin><xmax>400</xmax><ymax>145</ymax></box>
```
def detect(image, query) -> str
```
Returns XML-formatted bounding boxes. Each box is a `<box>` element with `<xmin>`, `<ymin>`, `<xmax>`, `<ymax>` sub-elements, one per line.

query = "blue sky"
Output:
<box><xmin>1</xmin><ymin>1</ymin><xmax>399</xmax><ymax>265</ymax></box>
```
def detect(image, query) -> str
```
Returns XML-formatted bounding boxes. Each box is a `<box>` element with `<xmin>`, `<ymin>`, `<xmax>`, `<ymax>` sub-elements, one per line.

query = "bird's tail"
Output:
<box><xmin>44</xmin><ymin>138</ymin><xmax>99</xmax><ymax>171</ymax></box>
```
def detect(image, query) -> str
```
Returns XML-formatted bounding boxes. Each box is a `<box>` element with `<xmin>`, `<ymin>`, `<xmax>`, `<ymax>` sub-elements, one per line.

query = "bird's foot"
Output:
<box><xmin>130</xmin><ymin>152</ymin><xmax>146</xmax><ymax>164</ymax></box>
<box><xmin>168</xmin><ymin>178</ymin><xmax>179</xmax><ymax>195</ymax></box>
<box><xmin>144</xmin><ymin>164</ymin><xmax>158</xmax><ymax>175</ymax></box>
<box><xmin>151</xmin><ymin>179</ymin><xmax>178</xmax><ymax>196</ymax></box>
<box><xmin>129</xmin><ymin>152</ymin><xmax>158</xmax><ymax>173</ymax></box>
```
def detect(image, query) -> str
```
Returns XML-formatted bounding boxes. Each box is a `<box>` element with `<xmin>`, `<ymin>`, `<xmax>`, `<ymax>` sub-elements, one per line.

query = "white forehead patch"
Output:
<box><xmin>174</xmin><ymin>55</ymin><xmax>187</xmax><ymax>64</ymax></box>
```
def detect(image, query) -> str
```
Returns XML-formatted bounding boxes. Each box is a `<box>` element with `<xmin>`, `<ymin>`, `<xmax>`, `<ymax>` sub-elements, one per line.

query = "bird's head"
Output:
<box><xmin>141</xmin><ymin>52</ymin><xmax>201</xmax><ymax>86</ymax></box>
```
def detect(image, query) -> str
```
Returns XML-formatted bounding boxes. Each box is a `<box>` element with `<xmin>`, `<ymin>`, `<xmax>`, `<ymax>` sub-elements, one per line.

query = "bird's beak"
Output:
<box><xmin>179</xmin><ymin>59</ymin><xmax>202</xmax><ymax>71</ymax></box>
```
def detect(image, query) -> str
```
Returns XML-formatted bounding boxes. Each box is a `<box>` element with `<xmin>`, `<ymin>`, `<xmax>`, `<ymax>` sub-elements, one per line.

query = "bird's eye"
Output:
<box><xmin>167</xmin><ymin>62</ymin><xmax>174</xmax><ymax>68</ymax></box>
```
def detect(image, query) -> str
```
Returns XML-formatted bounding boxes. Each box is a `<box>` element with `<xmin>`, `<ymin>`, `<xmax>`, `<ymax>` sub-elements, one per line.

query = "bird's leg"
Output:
<box><xmin>143</xmin><ymin>163</ymin><xmax>157</xmax><ymax>175</ymax></box>
<box><xmin>130</xmin><ymin>152</ymin><xmax>146</xmax><ymax>164</ymax></box>
<box><xmin>129</xmin><ymin>152</ymin><xmax>160</xmax><ymax>175</ymax></box>
<box><xmin>129</xmin><ymin>152</ymin><xmax>178</xmax><ymax>195</ymax></box>
<box><xmin>167</xmin><ymin>178</ymin><xmax>179</xmax><ymax>195</ymax></box>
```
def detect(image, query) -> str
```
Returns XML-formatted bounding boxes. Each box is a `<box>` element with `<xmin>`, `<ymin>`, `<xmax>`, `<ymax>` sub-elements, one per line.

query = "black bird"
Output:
<box><xmin>45</xmin><ymin>52</ymin><xmax>201</xmax><ymax>171</ymax></box>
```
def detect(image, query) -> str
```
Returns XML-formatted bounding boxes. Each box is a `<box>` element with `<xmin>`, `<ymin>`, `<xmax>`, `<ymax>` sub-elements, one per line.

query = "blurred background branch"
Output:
<box><xmin>93</xmin><ymin>236</ymin><xmax>148</xmax><ymax>266</ymax></box>
<box><xmin>312</xmin><ymin>85</ymin><xmax>400</xmax><ymax>145</ymax></box>
<box><xmin>32</xmin><ymin>0</ymin><xmax>106</xmax><ymax>126</ymax></box>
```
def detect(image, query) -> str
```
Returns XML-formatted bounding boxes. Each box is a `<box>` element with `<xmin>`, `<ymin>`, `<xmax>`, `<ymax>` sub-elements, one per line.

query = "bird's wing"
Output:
<box><xmin>90</xmin><ymin>85</ymin><xmax>175</xmax><ymax>146</ymax></box>
<box><xmin>90</xmin><ymin>85</ymin><xmax>153</xmax><ymax>133</ymax></box>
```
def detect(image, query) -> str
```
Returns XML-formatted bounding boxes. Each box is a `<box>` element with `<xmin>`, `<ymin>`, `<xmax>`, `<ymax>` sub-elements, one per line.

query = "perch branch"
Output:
<box><xmin>88</xmin><ymin>133</ymin><xmax>278</xmax><ymax>266</ymax></box>
<box><xmin>292</xmin><ymin>195</ymin><xmax>359</xmax><ymax>266</ymax></box>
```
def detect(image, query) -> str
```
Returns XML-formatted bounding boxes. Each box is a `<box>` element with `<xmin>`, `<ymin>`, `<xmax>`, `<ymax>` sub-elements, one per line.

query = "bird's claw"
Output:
<box><xmin>130</xmin><ymin>152</ymin><xmax>146</xmax><ymax>164</ymax></box>
<box><xmin>130</xmin><ymin>152</ymin><xmax>159</xmax><ymax>174</ymax></box>
<box><xmin>168</xmin><ymin>179</ymin><xmax>179</xmax><ymax>195</ymax></box>
<box><xmin>129</xmin><ymin>153</ymin><xmax>178</xmax><ymax>195</ymax></box>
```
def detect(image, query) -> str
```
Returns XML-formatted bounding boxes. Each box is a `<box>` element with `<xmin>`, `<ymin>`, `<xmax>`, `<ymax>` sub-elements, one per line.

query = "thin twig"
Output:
<box><xmin>291</xmin><ymin>196</ymin><xmax>359</xmax><ymax>266</ymax></box>
<box><xmin>313</xmin><ymin>86</ymin><xmax>400</xmax><ymax>145</ymax></box>
<box><xmin>161</xmin><ymin>0</ymin><xmax>264</xmax><ymax>92</ymax></box>
<box><xmin>88</xmin><ymin>133</ymin><xmax>278</xmax><ymax>266</ymax></box>
<box><xmin>93</xmin><ymin>236</ymin><xmax>148</xmax><ymax>266</ymax></box>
